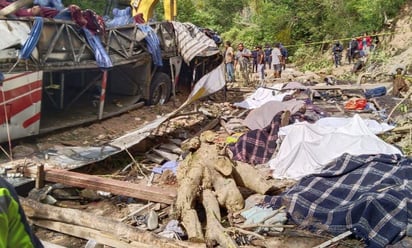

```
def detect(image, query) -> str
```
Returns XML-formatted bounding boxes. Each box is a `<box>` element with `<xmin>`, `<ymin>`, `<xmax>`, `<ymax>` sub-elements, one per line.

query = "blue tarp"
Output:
<box><xmin>138</xmin><ymin>24</ymin><xmax>163</xmax><ymax>67</ymax></box>
<box><xmin>82</xmin><ymin>28</ymin><xmax>113</xmax><ymax>69</ymax></box>
<box><xmin>19</xmin><ymin>17</ymin><xmax>43</xmax><ymax>60</ymax></box>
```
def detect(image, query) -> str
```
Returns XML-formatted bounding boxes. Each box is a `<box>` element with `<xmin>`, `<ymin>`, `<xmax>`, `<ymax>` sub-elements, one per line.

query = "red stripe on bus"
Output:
<box><xmin>0</xmin><ymin>90</ymin><xmax>42</xmax><ymax>125</ymax></box>
<box><xmin>0</xmin><ymin>80</ymin><xmax>42</xmax><ymax>102</ymax></box>
<box><xmin>23</xmin><ymin>112</ymin><xmax>41</xmax><ymax>128</ymax></box>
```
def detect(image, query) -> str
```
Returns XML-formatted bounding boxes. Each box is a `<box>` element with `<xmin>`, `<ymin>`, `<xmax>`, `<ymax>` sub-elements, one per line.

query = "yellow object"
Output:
<box><xmin>225</xmin><ymin>133</ymin><xmax>243</xmax><ymax>144</ymax></box>
<box><xmin>130</xmin><ymin>0</ymin><xmax>177</xmax><ymax>22</ymax></box>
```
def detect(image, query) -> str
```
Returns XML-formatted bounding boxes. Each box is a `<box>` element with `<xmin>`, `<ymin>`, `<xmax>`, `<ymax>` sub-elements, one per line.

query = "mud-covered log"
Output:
<box><xmin>182</xmin><ymin>210</ymin><xmax>204</xmax><ymax>242</ymax></box>
<box><xmin>214</xmin><ymin>156</ymin><xmax>233</xmax><ymax>176</ymax></box>
<box><xmin>175</xmin><ymin>153</ymin><xmax>205</xmax><ymax>241</ymax></box>
<box><xmin>175</xmin><ymin>153</ymin><xmax>203</xmax><ymax>213</ymax></box>
<box><xmin>202</xmin><ymin>189</ymin><xmax>237</xmax><ymax>248</ymax></box>
<box><xmin>209</xmin><ymin>168</ymin><xmax>244</xmax><ymax>212</ymax></box>
<box><xmin>233</xmin><ymin>161</ymin><xmax>274</xmax><ymax>194</ymax></box>
<box><xmin>21</xmin><ymin>198</ymin><xmax>205</xmax><ymax>248</ymax></box>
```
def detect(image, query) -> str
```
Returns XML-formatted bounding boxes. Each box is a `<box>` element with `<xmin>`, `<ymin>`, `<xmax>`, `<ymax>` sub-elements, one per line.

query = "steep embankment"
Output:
<box><xmin>379</xmin><ymin>2</ymin><xmax>412</xmax><ymax>74</ymax></box>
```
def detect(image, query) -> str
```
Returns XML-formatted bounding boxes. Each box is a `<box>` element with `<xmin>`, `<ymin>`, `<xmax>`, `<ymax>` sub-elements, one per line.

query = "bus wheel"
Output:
<box><xmin>148</xmin><ymin>72</ymin><xmax>171</xmax><ymax>105</ymax></box>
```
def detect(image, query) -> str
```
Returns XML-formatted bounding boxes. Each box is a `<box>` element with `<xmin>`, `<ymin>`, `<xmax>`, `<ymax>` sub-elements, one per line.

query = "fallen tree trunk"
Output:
<box><xmin>207</xmin><ymin>167</ymin><xmax>244</xmax><ymax>212</ymax></box>
<box><xmin>202</xmin><ymin>189</ymin><xmax>237</xmax><ymax>248</ymax></box>
<box><xmin>232</xmin><ymin>161</ymin><xmax>274</xmax><ymax>194</ymax></box>
<box><xmin>21</xmin><ymin>198</ymin><xmax>205</xmax><ymax>248</ymax></box>
<box><xmin>175</xmin><ymin>153</ymin><xmax>205</xmax><ymax>242</ymax></box>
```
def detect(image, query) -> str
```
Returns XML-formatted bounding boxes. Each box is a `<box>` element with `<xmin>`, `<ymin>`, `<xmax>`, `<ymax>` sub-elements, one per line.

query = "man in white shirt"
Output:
<box><xmin>271</xmin><ymin>43</ymin><xmax>282</xmax><ymax>78</ymax></box>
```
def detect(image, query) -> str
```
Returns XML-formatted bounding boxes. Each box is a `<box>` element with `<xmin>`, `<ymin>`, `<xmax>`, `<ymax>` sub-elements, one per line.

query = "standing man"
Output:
<box><xmin>234</xmin><ymin>43</ymin><xmax>252</xmax><ymax>86</ymax></box>
<box><xmin>251</xmin><ymin>47</ymin><xmax>258</xmax><ymax>73</ymax></box>
<box><xmin>256</xmin><ymin>45</ymin><xmax>265</xmax><ymax>86</ymax></box>
<box><xmin>332</xmin><ymin>41</ymin><xmax>343</xmax><ymax>68</ymax></box>
<box><xmin>271</xmin><ymin>43</ymin><xmax>282</xmax><ymax>78</ymax></box>
<box><xmin>279</xmin><ymin>43</ymin><xmax>288</xmax><ymax>70</ymax></box>
<box><xmin>224</xmin><ymin>41</ymin><xmax>235</xmax><ymax>83</ymax></box>
<box><xmin>264</xmin><ymin>43</ymin><xmax>272</xmax><ymax>70</ymax></box>
<box><xmin>0</xmin><ymin>176</ymin><xmax>44</xmax><ymax>248</ymax></box>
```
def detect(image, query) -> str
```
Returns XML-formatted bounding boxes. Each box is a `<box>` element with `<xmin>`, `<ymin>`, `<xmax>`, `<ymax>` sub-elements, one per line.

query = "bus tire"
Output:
<box><xmin>148</xmin><ymin>72</ymin><xmax>172</xmax><ymax>105</ymax></box>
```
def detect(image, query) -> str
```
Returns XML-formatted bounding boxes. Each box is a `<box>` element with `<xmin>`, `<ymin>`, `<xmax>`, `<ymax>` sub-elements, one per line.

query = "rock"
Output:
<box><xmin>80</xmin><ymin>189</ymin><xmax>101</xmax><ymax>201</ymax></box>
<box><xmin>146</xmin><ymin>209</ymin><xmax>159</xmax><ymax>230</ymax></box>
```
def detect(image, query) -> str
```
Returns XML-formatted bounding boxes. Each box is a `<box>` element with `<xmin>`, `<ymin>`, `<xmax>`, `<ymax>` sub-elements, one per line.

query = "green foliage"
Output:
<box><xmin>293</xmin><ymin>46</ymin><xmax>332</xmax><ymax>72</ymax></box>
<box><xmin>59</xmin><ymin>0</ymin><xmax>408</xmax><ymax>61</ymax></box>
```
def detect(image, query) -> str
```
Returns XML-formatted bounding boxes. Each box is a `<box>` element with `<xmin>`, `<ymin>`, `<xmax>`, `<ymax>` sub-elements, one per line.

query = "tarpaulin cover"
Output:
<box><xmin>82</xmin><ymin>27</ymin><xmax>113</xmax><ymax>69</ymax></box>
<box><xmin>171</xmin><ymin>21</ymin><xmax>219</xmax><ymax>64</ymax></box>
<box><xmin>264</xmin><ymin>153</ymin><xmax>412</xmax><ymax>248</ymax></box>
<box><xmin>270</xmin><ymin>114</ymin><xmax>401</xmax><ymax>180</ymax></box>
<box><xmin>138</xmin><ymin>24</ymin><xmax>163</xmax><ymax>66</ymax></box>
<box><xmin>20</xmin><ymin>17</ymin><xmax>43</xmax><ymax>60</ymax></box>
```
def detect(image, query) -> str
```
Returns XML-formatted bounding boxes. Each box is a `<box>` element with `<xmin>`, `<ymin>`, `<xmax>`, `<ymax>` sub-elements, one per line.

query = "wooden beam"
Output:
<box><xmin>25</xmin><ymin>168</ymin><xmax>176</xmax><ymax>204</ymax></box>
<box><xmin>35</xmin><ymin>220</ymin><xmax>152</xmax><ymax>248</ymax></box>
<box><xmin>21</xmin><ymin>198</ymin><xmax>205</xmax><ymax>248</ymax></box>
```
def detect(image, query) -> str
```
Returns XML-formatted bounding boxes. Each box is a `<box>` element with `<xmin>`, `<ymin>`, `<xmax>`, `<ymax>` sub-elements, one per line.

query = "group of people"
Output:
<box><xmin>331</xmin><ymin>31</ymin><xmax>380</xmax><ymax>71</ymax></box>
<box><xmin>224</xmin><ymin>41</ymin><xmax>288</xmax><ymax>86</ymax></box>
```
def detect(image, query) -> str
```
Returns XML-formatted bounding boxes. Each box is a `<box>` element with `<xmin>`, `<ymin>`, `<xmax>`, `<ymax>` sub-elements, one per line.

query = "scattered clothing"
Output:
<box><xmin>229</xmin><ymin>112</ymin><xmax>283</xmax><ymax>165</ymax></box>
<box><xmin>264</xmin><ymin>153</ymin><xmax>412</xmax><ymax>248</ymax></box>
<box><xmin>105</xmin><ymin>7</ymin><xmax>133</xmax><ymax>28</ymax></box>
<box><xmin>152</xmin><ymin>161</ymin><xmax>178</xmax><ymax>175</ymax></box>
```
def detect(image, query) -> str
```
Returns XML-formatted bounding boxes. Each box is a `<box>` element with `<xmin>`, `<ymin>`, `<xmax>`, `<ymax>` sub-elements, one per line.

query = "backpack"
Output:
<box><xmin>280</xmin><ymin>46</ymin><xmax>288</xmax><ymax>57</ymax></box>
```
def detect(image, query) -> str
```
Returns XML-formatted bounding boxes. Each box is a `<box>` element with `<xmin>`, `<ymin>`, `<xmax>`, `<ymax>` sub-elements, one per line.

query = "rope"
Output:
<box><xmin>283</xmin><ymin>31</ymin><xmax>400</xmax><ymax>48</ymax></box>
<box><xmin>1</xmin><ymin>87</ymin><xmax>12</xmax><ymax>161</ymax></box>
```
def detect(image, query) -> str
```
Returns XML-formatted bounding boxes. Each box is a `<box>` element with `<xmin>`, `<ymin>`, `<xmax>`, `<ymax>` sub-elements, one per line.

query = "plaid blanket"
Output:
<box><xmin>229</xmin><ymin>112</ymin><xmax>282</xmax><ymax>165</ymax></box>
<box><xmin>264</xmin><ymin>153</ymin><xmax>412</xmax><ymax>248</ymax></box>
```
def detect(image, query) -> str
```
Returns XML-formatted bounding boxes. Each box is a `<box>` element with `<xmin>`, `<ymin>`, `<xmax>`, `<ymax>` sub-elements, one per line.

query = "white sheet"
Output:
<box><xmin>270</xmin><ymin>114</ymin><xmax>401</xmax><ymax>180</ymax></box>
<box><xmin>233</xmin><ymin>85</ymin><xmax>293</xmax><ymax>109</ymax></box>
<box><xmin>279</xmin><ymin>115</ymin><xmax>395</xmax><ymax>135</ymax></box>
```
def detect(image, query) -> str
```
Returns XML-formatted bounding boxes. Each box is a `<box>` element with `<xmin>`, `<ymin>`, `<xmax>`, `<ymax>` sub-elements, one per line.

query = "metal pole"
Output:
<box><xmin>98</xmin><ymin>70</ymin><xmax>108</xmax><ymax>120</ymax></box>
<box><xmin>60</xmin><ymin>73</ymin><xmax>64</xmax><ymax>109</ymax></box>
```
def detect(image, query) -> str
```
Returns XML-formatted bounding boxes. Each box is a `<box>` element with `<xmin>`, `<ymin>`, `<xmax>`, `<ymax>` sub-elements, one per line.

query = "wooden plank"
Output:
<box><xmin>41</xmin><ymin>240</ymin><xmax>67</xmax><ymax>248</ymax></box>
<box><xmin>22</xmin><ymin>198</ymin><xmax>205</xmax><ymax>248</ymax></box>
<box><xmin>152</xmin><ymin>148</ymin><xmax>179</xmax><ymax>161</ymax></box>
<box><xmin>159</xmin><ymin>143</ymin><xmax>183</xmax><ymax>154</ymax></box>
<box><xmin>25</xmin><ymin>168</ymin><xmax>176</xmax><ymax>204</ymax></box>
<box><xmin>35</xmin><ymin>220</ymin><xmax>152</xmax><ymax>248</ymax></box>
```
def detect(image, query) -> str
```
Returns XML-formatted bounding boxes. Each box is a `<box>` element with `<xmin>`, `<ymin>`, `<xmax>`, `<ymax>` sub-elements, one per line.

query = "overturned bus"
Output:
<box><xmin>0</xmin><ymin>15</ymin><xmax>223</xmax><ymax>143</ymax></box>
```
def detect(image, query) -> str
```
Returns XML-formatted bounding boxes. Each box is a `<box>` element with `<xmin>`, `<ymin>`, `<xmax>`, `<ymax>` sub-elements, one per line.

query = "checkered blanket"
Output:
<box><xmin>264</xmin><ymin>153</ymin><xmax>412</xmax><ymax>248</ymax></box>
<box><xmin>229</xmin><ymin>112</ymin><xmax>282</xmax><ymax>165</ymax></box>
